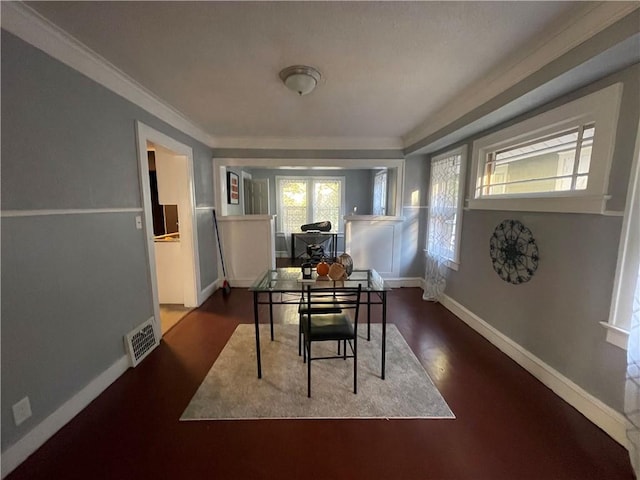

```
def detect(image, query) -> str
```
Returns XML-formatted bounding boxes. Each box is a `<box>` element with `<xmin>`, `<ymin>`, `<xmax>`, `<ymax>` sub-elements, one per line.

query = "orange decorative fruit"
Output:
<box><xmin>316</xmin><ymin>260</ymin><xmax>330</xmax><ymax>276</ymax></box>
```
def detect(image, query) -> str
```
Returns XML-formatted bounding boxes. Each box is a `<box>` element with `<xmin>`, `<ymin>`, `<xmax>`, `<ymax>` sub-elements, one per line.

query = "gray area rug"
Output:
<box><xmin>181</xmin><ymin>323</ymin><xmax>454</xmax><ymax>420</ymax></box>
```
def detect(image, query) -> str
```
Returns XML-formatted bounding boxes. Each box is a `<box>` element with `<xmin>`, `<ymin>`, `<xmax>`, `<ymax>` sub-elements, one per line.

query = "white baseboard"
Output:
<box><xmin>226</xmin><ymin>278</ymin><xmax>256</xmax><ymax>288</ymax></box>
<box><xmin>1</xmin><ymin>355</ymin><xmax>130</xmax><ymax>478</ymax></box>
<box><xmin>439</xmin><ymin>294</ymin><xmax>628</xmax><ymax>447</ymax></box>
<box><xmin>385</xmin><ymin>277</ymin><xmax>424</xmax><ymax>288</ymax></box>
<box><xmin>198</xmin><ymin>279</ymin><xmax>219</xmax><ymax>304</ymax></box>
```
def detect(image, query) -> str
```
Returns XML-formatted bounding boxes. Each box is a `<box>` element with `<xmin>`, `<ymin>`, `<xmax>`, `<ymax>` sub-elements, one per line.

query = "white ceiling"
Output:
<box><xmin>19</xmin><ymin>1</ymin><xmax>632</xmax><ymax>150</ymax></box>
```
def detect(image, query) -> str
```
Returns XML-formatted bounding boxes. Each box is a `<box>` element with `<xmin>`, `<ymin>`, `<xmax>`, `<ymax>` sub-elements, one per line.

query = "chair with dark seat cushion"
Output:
<box><xmin>298</xmin><ymin>294</ymin><xmax>342</xmax><ymax>356</ymax></box>
<box><xmin>300</xmin><ymin>284</ymin><xmax>362</xmax><ymax>397</ymax></box>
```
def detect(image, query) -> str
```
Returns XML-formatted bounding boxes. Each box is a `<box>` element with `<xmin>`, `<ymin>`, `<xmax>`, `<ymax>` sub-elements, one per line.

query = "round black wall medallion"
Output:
<box><xmin>489</xmin><ymin>220</ymin><xmax>539</xmax><ymax>284</ymax></box>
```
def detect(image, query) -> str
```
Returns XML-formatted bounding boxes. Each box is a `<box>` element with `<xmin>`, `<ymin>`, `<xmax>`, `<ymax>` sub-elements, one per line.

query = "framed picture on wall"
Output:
<box><xmin>227</xmin><ymin>171</ymin><xmax>240</xmax><ymax>205</ymax></box>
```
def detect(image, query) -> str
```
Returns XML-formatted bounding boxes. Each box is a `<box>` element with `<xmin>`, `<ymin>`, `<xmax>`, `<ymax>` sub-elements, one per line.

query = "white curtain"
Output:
<box><xmin>627</xmin><ymin>265</ymin><xmax>640</xmax><ymax>476</ymax></box>
<box><xmin>423</xmin><ymin>153</ymin><xmax>462</xmax><ymax>302</ymax></box>
<box><xmin>423</xmin><ymin>253</ymin><xmax>447</xmax><ymax>301</ymax></box>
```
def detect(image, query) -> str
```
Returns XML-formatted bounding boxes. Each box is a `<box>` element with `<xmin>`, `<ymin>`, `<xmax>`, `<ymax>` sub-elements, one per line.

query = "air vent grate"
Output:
<box><xmin>125</xmin><ymin>318</ymin><xmax>158</xmax><ymax>367</ymax></box>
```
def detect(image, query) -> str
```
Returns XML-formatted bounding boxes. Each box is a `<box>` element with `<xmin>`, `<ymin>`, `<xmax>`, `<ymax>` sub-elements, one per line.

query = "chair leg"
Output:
<box><xmin>367</xmin><ymin>293</ymin><xmax>371</xmax><ymax>341</ymax></box>
<box><xmin>303</xmin><ymin>334</ymin><xmax>306</xmax><ymax>363</ymax></box>
<box><xmin>343</xmin><ymin>340</ymin><xmax>347</xmax><ymax>360</ymax></box>
<box><xmin>298</xmin><ymin>316</ymin><xmax>302</xmax><ymax>356</ymax></box>
<box><xmin>307</xmin><ymin>343</ymin><xmax>312</xmax><ymax>398</ymax></box>
<box><xmin>353</xmin><ymin>338</ymin><xmax>358</xmax><ymax>394</ymax></box>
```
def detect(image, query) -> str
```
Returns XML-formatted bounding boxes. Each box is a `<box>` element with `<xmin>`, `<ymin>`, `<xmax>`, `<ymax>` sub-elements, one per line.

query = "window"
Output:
<box><xmin>373</xmin><ymin>170</ymin><xmax>387</xmax><ymax>215</ymax></box>
<box><xmin>276</xmin><ymin>176</ymin><xmax>345</xmax><ymax>233</ymax></box>
<box><xmin>470</xmin><ymin>83</ymin><xmax>622</xmax><ymax>213</ymax></box>
<box><xmin>427</xmin><ymin>146</ymin><xmax>466</xmax><ymax>269</ymax></box>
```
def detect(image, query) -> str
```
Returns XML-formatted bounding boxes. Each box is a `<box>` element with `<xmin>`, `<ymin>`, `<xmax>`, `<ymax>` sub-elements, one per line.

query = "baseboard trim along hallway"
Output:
<box><xmin>1</xmin><ymin>355</ymin><xmax>130</xmax><ymax>478</ymax></box>
<box><xmin>439</xmin><ymin>293</ymin><xmax>628</xmax><ymax>446</ymax></box>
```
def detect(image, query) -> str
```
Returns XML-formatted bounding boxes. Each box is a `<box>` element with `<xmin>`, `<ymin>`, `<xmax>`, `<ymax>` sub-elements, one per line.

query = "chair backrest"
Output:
<box><xmin>304</xmin><ymin>284</ymin><xmax>362</xmax><ymax>322</ymax></box>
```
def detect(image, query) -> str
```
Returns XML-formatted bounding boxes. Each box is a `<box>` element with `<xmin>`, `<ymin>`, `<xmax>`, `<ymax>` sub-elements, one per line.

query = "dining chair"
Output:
<box><xmin>297</xmin><ymin>291</ymin><xmax>343</xmax><ymax>356</ymax></box>
<box><xmin>300</xmin><ymin>284</ymin><xmax>362</xmax><ymax>397</ymax></box>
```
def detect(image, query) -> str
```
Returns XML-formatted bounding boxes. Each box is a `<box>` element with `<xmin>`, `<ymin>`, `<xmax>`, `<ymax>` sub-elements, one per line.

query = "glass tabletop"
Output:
<box><xmin>249</xmin><ymin>267</ymin><xmax>389</xmax><ymax>292</ymax></box>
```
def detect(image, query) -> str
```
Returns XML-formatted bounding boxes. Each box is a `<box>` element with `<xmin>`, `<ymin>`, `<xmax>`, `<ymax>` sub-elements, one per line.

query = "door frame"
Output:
<box><xmin>135</xmin><ymin>121</ymin><xmax>201</xmax><ymax>336</ymax></box>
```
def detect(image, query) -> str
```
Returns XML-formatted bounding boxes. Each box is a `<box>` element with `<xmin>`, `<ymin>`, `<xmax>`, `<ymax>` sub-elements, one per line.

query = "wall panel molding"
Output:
<box><xmin>1</xmin><ymin>208</ymin><xmax>143</xmax><ymax>217</ymax></box>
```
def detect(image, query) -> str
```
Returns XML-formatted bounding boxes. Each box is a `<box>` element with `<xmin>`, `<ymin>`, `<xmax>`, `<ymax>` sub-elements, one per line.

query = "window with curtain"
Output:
<box><xmin>276</xmin><ymin>176</ymin><xmax>345</xmax><ymax>233</ymax></box>
<box><xmin>427</xmin><ymin>146</ymin><xmax>466</xmax><ymax>268</ymax></box>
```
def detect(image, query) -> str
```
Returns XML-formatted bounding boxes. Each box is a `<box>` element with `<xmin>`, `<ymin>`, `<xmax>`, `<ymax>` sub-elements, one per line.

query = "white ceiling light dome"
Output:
<box><xmin>279</xmin><ymin>65</ymin><xmax>321</xmax><ymax>96</ymax></box>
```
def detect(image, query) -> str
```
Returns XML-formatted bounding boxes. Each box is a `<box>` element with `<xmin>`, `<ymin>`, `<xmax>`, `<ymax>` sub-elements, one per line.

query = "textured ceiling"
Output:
<box><xmin>26</xmin><ymin>1</ymin><xmax>589</xmax><ymax>148</ymax></box>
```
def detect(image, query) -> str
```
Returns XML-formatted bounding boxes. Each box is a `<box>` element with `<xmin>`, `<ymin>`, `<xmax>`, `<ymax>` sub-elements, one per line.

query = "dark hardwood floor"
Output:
<box><xmin>7</xmin><ymin>287</ymin><xmax>633</xmax><ymax>480</ymax></box>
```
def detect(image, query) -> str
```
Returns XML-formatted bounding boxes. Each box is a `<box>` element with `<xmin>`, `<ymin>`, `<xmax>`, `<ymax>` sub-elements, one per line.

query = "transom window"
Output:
<box><xmin>480</xmin><ymin>125</ymin><xmax>594</xmax><ymax>197</ymax></box>
<box><xmin>470</xmin><ymin>83</ymin><xmax>622</xmax><ymax>214</ymax></box>
<box><xmin>276</xmin><ymin>176</ymin><xmax>345</xmax><ymax>233</ymax></box>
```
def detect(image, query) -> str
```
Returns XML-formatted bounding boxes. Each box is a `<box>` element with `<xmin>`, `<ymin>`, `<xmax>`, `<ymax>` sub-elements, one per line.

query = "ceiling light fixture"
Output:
<box><xmin>279</xmin><ymin>65</ymin><xmax>321</xmax><ymax>96</ymax></box>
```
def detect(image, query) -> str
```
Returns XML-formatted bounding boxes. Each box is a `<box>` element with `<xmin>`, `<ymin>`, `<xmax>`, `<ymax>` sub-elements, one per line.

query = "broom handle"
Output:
<box><xmin>212</xmin><ymin>209</ymin><xmax>227</xmax><ymax>278</ymax></box>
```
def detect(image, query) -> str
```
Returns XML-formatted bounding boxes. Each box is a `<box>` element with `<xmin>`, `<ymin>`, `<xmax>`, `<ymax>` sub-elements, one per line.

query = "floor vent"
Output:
<box><xmin>125</xmin><ymin>318</ymin><xmax>158</xmax><ymax>367</ymax></box>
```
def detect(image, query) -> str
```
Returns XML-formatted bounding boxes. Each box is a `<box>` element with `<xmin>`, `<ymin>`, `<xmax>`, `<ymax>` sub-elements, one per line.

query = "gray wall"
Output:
<box><xmin>1</xmin><ymin>30</ymin><xmax>217</xmax><ymax>450</ymax></box>
<box><xmin>437</xmin><ymin>63</ymin><xmax>639</xmax><ymax>412</ymax></box>
<box><xmin>399</xmin><ymin>155</ymin><xmax>430</xmax><ymax>278</ymax></box>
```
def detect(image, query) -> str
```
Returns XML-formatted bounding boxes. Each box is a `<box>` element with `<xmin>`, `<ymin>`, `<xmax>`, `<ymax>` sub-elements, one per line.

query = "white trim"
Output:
<box><xmin>602</xmin><ymin>210</ymin><xmax>625</xmax><ymax>217</ymax></box>
<box><xmin>468</xmin><ymin>195</ymin><xmax>610</xmax><ymax>214</ymax></box>
<box><xmin>136</xmin><ymin>122</ymin><xmax>202</xmax><ymax>342</ymax></box>
<box><xmin>469</xmin><ymin>83</ymin><xmax>623</xmax><ymax>214</ymax></box>
<box><xmin>3</xmin><ymin>1</ymin><xmax>636</xmax><ymax>153</ymax></box>
<box><xmin>1</xmin><ymin>2</ymin><xmax>215</xmax><ymax>149</ymax></box>
<box><xmin>216</xmin><ymin>158</ymin><xmax>405</xmax><ymax>170</ymax></box>
<box><xmin>606</xmin><ymin>107</ymin><xmax>640</xmax><ymax>344</ymax></box>
<box><xmin>439</xmin><ymin>293</ymin><xmax>628</xmax><ymax>446</ymax></box>
<box><xmin>384</xmin><ymin>277</ymin><xmax>424</xmax><ymax>288</ymax></box>
<box><xmin>0</xmin><ymin>355</ymin><xmax>130</xmax><ymax>479</ymax></box>
<box><xmin>210</xmin><ymin>135</ymin><xmax>403</xmax><ymax>151</ymax></box>
<box><xmin>403</xmin><ymin>2</ymin><xmax>639</xmax><ymax>147</ymax></box>
<box><xmin>198</xmin><ymin>279</ymin><xmax>219</xmax><ymax>305</ymax></box>
<box><xmin>1</xmin><ymin>208</ymin><xmax>142</xmax><ymax>217</ymax></box>
<box><xmin>599</xmin><ymin>322</ymin><xmax>630</xmax><ymax>350</ymax></box>
<box><xmin>195</xmin><ymin>205</ymin><xmax>215</xmax><ymax>211</ymax></box>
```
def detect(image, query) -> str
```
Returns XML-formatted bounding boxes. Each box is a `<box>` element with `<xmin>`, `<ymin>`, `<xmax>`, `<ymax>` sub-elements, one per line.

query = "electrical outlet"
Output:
<box><xmin>12</xmin><ymin>396</ymin><xmax>32</xmax><ymax>426</ymax></box>
<box><xmin>135</xmin><ymin>215</ymin><xmax>143</xmax><ymax>230</ymax></box>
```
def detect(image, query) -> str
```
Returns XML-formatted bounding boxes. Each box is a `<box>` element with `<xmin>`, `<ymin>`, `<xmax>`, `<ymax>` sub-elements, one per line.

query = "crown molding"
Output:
<box><xmin>210</xmin><ymin>136</ymin><xmax>404</xmax><ymax>151</ymax></box>
<box><xmin>0</xmin><ymin>2</ymin><xmax>403</xmax><ymax>152</ymax></box>
<box><xmin>403</xmin><ymin>2</ymin><xmax>640</xmax><ymax>148</ymax></box>
<box><xmin>1</xmin><ymin>1</ymin><xmax>216</xmax><ymax>148</ymax></box>
<box><xmin>5</xmin><ymin>1</ymin><xmax>635</xmax><ymax>153</ymax></box>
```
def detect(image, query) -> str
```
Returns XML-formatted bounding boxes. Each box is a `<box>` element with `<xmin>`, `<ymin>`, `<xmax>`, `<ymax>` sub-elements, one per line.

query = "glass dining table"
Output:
<box><xmin>249</xmin><ymin>267</ymin><xmax>390</xmax><ymax>380</ymax></box>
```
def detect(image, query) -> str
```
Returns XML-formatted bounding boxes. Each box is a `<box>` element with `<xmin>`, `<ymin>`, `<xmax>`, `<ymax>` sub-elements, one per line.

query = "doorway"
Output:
<box><xmin>242</xmin><ymin>172</ymin><xmax>269</xmax><ymax>215</ymax></box>
<box><xmin>136</xmin><ymin>122</ymin><xmax>201</xmax><ymax>337</ymax></box>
